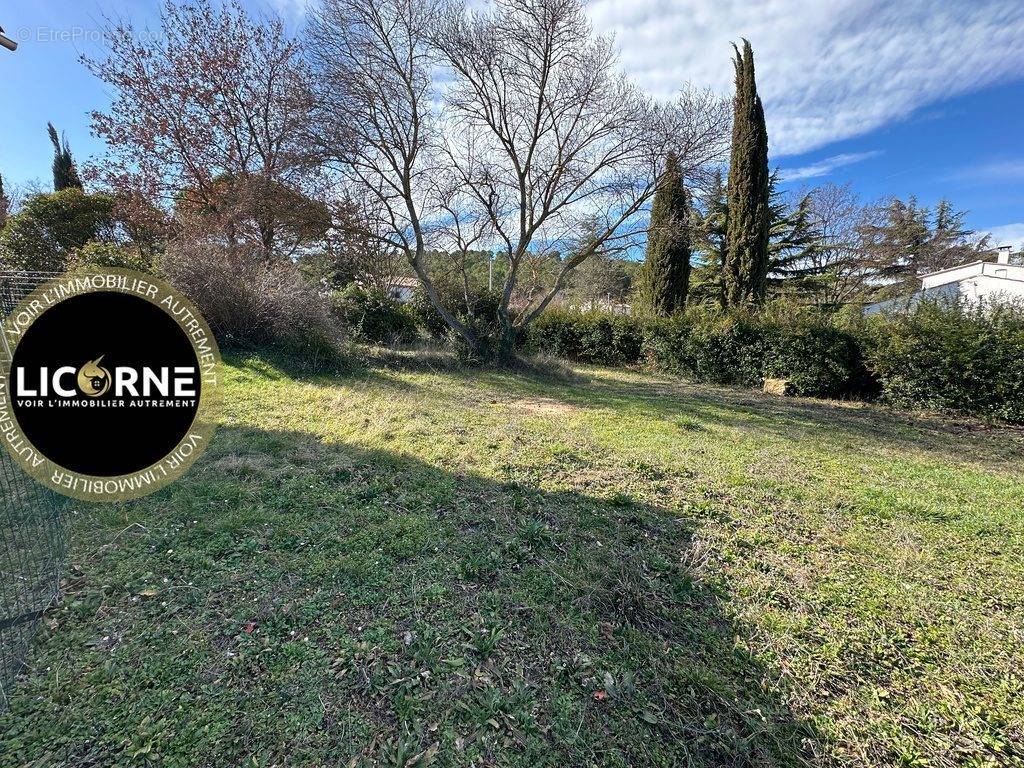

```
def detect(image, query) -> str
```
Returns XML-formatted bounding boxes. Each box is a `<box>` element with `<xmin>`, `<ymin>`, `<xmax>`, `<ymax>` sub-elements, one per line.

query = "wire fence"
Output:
<box><xmin>0</xmin><ymin>270</ymin><xmax>71</xmax><ymax>711</ymax></box>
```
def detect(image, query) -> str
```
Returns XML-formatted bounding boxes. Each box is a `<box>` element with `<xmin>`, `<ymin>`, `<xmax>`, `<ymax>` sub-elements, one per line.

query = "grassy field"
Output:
<box><xmin>2</xmin><ymin>351</ymin><xmax>1022</xmax><ymax>767</ymax></box>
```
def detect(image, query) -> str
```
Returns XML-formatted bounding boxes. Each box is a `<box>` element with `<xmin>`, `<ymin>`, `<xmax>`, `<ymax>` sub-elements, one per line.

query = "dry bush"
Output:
<box><xmin>162</xmin><ymin>237</ymin><xmax>342</xmax><ymax>361</ymax></box>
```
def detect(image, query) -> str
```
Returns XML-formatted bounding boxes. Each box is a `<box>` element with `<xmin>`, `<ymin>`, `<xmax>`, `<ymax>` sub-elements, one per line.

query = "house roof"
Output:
<box><xmin>920</xmin><ymin>260</ymin><xmax>1024</xmax><ymax>284</ymax></box>
<box><xmin>388</xmin><ymin>277</ymin><xmax>420</xmax><ymax>289</ymax></box>
<box><xmin>918</xmin><ymin>261</ymin><xmax>986</xmax><ymax>279</ymax></box>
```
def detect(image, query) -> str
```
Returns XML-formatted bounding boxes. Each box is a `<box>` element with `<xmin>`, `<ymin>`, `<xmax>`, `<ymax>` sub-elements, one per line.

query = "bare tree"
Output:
<box><xmin>302</xmin><ymin>197</ymin><xmax>405</xmax><ymax>291</ymax></box>
<box><xmin>84</xmin><ymin>0</ymin><xmax>319</xmax><ymax>257</ymax></box>
<box><xmin>305</xmin><ymin>0</ymin><xmax>476</xmax><ymax>345</ymax></box>
<box><xmin>307</xmin><ymin>0</ymin><xmax>728</xmax><ymax>361</ymax></box>
<box><xmin>0</xmin><ymin>174</ymin><xmax>9</xmax><ymax>230</ymax></box>
<box><xmin>802</xmin><ymin>183</ymin><xmax>871</xmax><ymax>306</ymax></box>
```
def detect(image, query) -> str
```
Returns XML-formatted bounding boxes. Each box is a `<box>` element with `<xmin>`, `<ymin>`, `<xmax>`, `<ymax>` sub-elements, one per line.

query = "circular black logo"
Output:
<box><xmin>1</xmin><ymin>270</ymin><xmax>220</xmax><ymax>501</ymax></box>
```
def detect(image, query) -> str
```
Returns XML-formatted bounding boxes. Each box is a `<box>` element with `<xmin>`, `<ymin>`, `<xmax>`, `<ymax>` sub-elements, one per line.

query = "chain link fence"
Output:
<box><xmin>0</xmin><ymin>270</ymin><xmax>71</xmax><ymax>710</ymax></box>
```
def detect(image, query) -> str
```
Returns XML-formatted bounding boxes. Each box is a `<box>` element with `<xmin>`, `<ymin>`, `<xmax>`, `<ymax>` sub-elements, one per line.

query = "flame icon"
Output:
<box><xmin>77</xmin><ymin>356</ymin><xmax>111</xmax><ymax>397</ymax></box>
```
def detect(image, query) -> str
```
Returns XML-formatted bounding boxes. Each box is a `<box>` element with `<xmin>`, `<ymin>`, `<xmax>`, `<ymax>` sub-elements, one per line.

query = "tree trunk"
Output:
<box><xmin>495</xmin><ymin>325</ymin><xmax>517</xmax><ymax>366</ymax></box>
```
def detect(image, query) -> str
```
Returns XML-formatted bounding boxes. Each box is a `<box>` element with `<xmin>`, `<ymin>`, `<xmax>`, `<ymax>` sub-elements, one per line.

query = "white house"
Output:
<box><xmin>384</xmin><ymin>277</ymin><xmax>420</xmax><ymax>304</ymax></box>
<box><xmin>865</xmin><ymin>245</ymin><xmax>1024</xmax><ymax>314</ymax></box>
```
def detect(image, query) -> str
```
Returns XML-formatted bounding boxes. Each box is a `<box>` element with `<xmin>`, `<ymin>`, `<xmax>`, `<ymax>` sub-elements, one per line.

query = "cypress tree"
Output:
<box><xmin>48</xmin><ymin>122</ymin><xmax>83</xmax><ymax>191</ymax></box>
<box><xmin>0</xmin><ymin>174</ymin><xmax>9</xmax><ymax>230</ymax></box>
<box><xmin>635</xmin><ymin>152</ymin><xmax>691</xmax><ymax>316</ymax></box>
<box><xmin>723</xmin><ymin>39</ymin><xmax>770</xmax><ymax>306</ymax></box>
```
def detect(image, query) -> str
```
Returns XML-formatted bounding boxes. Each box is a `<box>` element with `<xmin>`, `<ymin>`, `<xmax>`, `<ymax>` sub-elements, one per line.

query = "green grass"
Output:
<box><xmin>2</xmin><ymin>352</ymin><xmax>1022</xmax><ymax>767</ymax></box>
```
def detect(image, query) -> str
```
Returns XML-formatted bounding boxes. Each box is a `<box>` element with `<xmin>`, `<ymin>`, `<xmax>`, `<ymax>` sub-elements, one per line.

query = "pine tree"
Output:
<box><xmin>856</xmin><ymin>196</ymin><xmax>932</xmax><ymax>296</ymax></box>
<box><xmin>723</xmin><ymin>39</ymin><xmax>770</xmax><ymax>306</ymax></box>
<box><xmin>48</xmin><ymin>122</ymin><xmax>83</xmax><ymax>191</ymax></box>
<box><xmin>690</xmin><ymin>169</ymin><xmax>728</xmax><ymax>306</ymax></box>
<box><xmin>634</xmin><ymin>152</ymin><xmax>691</xmax><ymax>316</ymax></box>
<box><xmin>856</xmin><ymin>196</ymin><xmax>989</xmax><ymax>299</ymax></box>
<box><xmin>694</xmin><ymin>171</ymin><xmax>823</xmax><ymax>305</ymax></box>
<box><xmin>925</xmin><ymin>198</ymin><xmax>984</xmax><ymax>273</ymax></box>
<box><xmin>767</xmin><ymin>174</ymin><xmax>822</xmax><ymax>296</ymax></box>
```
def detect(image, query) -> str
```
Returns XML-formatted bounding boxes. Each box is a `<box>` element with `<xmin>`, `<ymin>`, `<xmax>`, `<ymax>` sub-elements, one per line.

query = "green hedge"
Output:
<box><xmin>643</xmin><ymin>307</ymin><xmax>871</xmax><ymax>398</ymax></box>
<box><xmin>527</xmin><ymin>305</ymin><xmax>872</xmax><ymax>400</ymax></box>
<box><xmin>331</xmin><ymin>285</ymin><xmax>419</xmax><ymax>345</ymax></box>
<box><xmin>409</xmin><ymin>282</ymin><xmax>503</xmax><ymax>344</ymax></box>
<box><xmin>862</xmin><ymin>301</ymin><xmax>1024</xmax><ymax>421</ymax></box>
<box><xmin>526</xmin><ymin>301</ymin><xmax>1024</xmax><ymax>420</ymax></box>
<box><xmin>526</xmin><ymin>310</ymin><xmax>645</xmax><ymax>366</ymax></box>
<box><xmin>762</xmin><ymin>311</ymin><xmax>874</xmax><ymax>399</ymax></box>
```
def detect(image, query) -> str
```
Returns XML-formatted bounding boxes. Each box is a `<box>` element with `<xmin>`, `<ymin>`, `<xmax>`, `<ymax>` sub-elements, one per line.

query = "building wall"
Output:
<box><xmin>867</xmin><ymin>260</ymin><xmax>1024</xmax><ymax>314</ymax></box>
<box><xmin>920</xmin><ymin>261</ymin><xmax>1024</xmax><ymax>290</ymax></box>
<box><xmin>961</xmin><ymin>274</ymin><xmax>1024</xmax><ymax>305</ymax></box>
<box><xmin>387</xmin><ymin>286</ymin><xmax>415</xmax><ymax>303</ymax></box>
<box><xmin>920</xmin><ymin>262</ymin><xmax>987</xmax><ymax>289</ymax></box>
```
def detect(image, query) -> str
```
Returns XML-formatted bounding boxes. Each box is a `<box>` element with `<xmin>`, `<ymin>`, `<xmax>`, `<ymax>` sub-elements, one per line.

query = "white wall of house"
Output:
<box><xmin>387</xmin><ymin>285</ymin><xmax>416</xmax><ymax>303</ymax></box>
<box><xmin>921</xmin><ymin>261</ymin><xmax>1024</xmax><ymax>306</ymax></box>
<box><xmin>866</xmin><ymin>253</ymin><xmax>1024</xmax><ymax>314</ymax></box>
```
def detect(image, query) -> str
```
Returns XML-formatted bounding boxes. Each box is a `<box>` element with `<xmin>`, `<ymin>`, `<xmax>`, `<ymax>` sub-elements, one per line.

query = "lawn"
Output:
<box><xmin>2</xmin><ymin>352</ymin><xmax>1022</xmax><ymax>767</ymax></box>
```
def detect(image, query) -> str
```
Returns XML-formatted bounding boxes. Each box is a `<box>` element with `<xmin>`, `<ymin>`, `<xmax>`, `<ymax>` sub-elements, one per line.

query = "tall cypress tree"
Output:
<box><xmin>634</xmin><ymin>152</ymin><xmax>691</xmax><ymax>316</ymax></box>
<box><xmin>48</xmin><ymin>122</ymin><xmax>83</xmax><ymax>192</ymax></box>
<box><xmin>0</xmin><ymin>173</ymin><xmax>9</xmax><ymax>230</ymax></box>
<box><xmin>723</xmin><ymin>39</ymin><xmax>770</xmax><ymax>306</ymax></box>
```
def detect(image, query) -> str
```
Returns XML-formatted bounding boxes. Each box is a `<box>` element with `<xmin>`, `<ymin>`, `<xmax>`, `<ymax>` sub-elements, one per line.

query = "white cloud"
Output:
<box><xmin>984</xmin><ymin>223</ymin><xmax>1024</xmax><ymax>250</ymax></box>
<box><xmin>585</xmin><ymin>0</ymin><xmax>1024</xmax><ymax>157</ymax></box>
<box><xmin>272</xmin><ymin>0</ymin><xmax>1024</xmax><ymax>158</ymax></box>
<box><xmin>947</xmin><ymin>160</ymin><xmax>1024</xmax><ymax>183</ymax></box>
<box><xmin>779</xmin><ymin>150</ymin><xmax>881</xmax><ymax>181</ymax></box>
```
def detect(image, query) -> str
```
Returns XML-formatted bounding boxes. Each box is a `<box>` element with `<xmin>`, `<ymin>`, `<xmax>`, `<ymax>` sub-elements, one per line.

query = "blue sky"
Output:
<box><xmin>1</xmin><ymin>0</ymin><xmax>1022</xmax><ymax>247</ymax></box>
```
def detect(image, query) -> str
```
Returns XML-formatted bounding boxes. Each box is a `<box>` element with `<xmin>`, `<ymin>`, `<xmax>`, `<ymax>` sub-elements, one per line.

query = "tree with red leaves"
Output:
<box><xmin>83</xmin><ymin>0</ymin><xmax>321</xmax><ymax>258</ymax></box>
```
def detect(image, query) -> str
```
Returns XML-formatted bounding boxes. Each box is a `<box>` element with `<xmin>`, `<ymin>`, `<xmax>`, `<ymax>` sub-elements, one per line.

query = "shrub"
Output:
<box><xmin>331</xmin><ymin>285</ymin><xmax>418</xmax><ymax>345</ymax></box>
<box><xmin>759</xmin><ymin>306</ymin><xmax>874</xmax><ymax>398</ymax></box>
<box><xmin>863</xmin><ymin>301</ymin><xmax>1024</xmax><ymax>421</ymax></box>
<box><xmin>407</xmin><ymin>280</ymin><xmax>511</xmax><ymax>363</ymax></box>
<box><xmin>162</xmin><ymin>239</ymin><xmax>341</xmax><ymax>362</ymax></box>
<box><xmin>526</xmin><ymin>309</ymin><xmax>645</xmax><ymax>366</ymax></box>
<box><xmin>673</xmin><ymin>306</ymin><xmax>767</xmax><ymax>386</ymax></box>
<box><xmin>530</xmin><ymin>304</ymin><xmax>870</xmax><ymax>398</ymax></box>
<box><xmin>527</xmin><ymin>300</ymin><xmax>1024</xmax><ymax>420</ymax></box>
<box><xmin>0</xmin><ymin>189</ymin><xmax>116</xmax><ymax>272</ymax></box>
<box><xmin>640</xmin><ymin>314</ymin><xmax>690</xmax><ymax>372</ymax></box>
<box><xmin>410</xmin><ymin>281</ymin><xmax>503</xmax><ymax>345</ymax></box>
<box><xmin>761</xmin><ymin>323</ymin><xmax>867</xmax><ymax>397</ymax></box>
<box><xmin>68</xmin><ymin>240</ymin><xmax>160</xmax><ymax>275</ymax></box>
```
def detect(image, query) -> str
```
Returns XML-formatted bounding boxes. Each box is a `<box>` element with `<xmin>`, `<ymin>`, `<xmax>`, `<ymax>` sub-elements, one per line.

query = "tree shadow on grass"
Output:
<box><xmin>2</xmin><ymin>424</ymin><xmax>823</xmax><ymax>767</ymax></box>
<box><xmin>227</xmin><ymin>347</ymin><xmax>427</xmax><ymax>396</ymax></box>
<box><xmin>231</xmin><ymin>344</ymin><xmax>1024</xmax><ymax>471</ymax></box>
<box><xmin>482</xmin><ymin>367</ymin><xmax>1024</xmax><ymax>471</ymax></box>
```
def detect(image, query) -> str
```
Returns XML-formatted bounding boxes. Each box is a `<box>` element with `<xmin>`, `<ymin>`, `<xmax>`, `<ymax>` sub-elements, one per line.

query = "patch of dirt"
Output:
<box><xmin>510</xmin><ymin>396</ymin><xmax>580</xmax><ymax>416</ymax></box>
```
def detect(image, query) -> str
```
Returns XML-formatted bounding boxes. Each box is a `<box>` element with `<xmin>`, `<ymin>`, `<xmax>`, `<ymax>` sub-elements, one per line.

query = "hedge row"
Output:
<box><xmin>861</xmin><ymin>302</ymin><xmax>1024</xmax><ymax>422</ymax></box>
<box><xmin>330</xmin><ymin>285</ymin><xmax>419</xmax><ymax>344</ymax></box>
<box><xmin>331</xmin><ymin>283</ymin><xmax>502</xmax><ymax>349</ymax></box>
<box><xmin>527</xmin><ymin>307</ymin><xmax>871</xmax><ymax>398</ymax></box>
<box><xmin>332</xmin><ymin>284</ymin><xmax>1024</xmax><ymax>421</ymax></box>
<box><xmin>525</xmin><ymin>303</ymin><xmax>1024</xmax><ymax>421</ymax></box>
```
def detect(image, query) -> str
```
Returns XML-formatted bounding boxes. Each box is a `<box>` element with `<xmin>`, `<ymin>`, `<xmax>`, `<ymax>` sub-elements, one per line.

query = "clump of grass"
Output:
<box><xmin>673</xmin><ymin>415</ymin><xmax>706</xmax><ymax>432</ymax></box>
